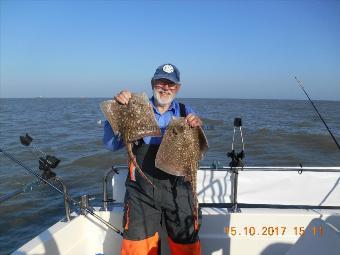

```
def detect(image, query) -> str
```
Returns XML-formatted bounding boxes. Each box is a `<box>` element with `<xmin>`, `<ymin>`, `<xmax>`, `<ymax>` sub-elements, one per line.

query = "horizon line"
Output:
<box><xmin>1</xmin><ymin>96</ymin><xmax>339</xmax><ymax>102</ymax></box>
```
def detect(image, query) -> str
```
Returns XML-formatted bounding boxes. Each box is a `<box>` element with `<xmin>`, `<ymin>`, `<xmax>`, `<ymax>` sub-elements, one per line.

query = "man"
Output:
<box><xmin>103</xmin><ymin>64</ymin><xmax>202</xmax><ymax>255</ymax></box>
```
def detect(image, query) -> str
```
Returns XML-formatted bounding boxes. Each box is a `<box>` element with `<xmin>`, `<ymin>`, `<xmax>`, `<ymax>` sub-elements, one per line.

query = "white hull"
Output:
<box><xmin>13</xmin><ymin>168</ymin><xmax>340</xmax><ymax>255</ymax></box>
<box><xmin>13</xmin><ymin>208</ymin><xmax>340</xmax><ymax>255</ymax></box>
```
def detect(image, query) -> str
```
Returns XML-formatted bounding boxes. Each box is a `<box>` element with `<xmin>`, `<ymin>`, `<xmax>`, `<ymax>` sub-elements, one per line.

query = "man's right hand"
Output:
<box><xmin>114</xmin><ymin>90</ymin><xmax>132</xmax><ymax>105</ymax></box>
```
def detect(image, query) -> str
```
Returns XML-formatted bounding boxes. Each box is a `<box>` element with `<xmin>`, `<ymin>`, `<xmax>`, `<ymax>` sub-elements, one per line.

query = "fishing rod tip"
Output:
<box><xmin>294</xmin><ymin>77</ymin><xmax>304</xmax><ymax>87</ymax></box>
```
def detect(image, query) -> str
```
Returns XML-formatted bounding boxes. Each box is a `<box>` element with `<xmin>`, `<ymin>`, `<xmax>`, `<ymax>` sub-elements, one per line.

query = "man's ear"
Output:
<box><xmin>176</xmin><ymin>84</ymin><xmax>181</xmax><ymax>93</ymax></box>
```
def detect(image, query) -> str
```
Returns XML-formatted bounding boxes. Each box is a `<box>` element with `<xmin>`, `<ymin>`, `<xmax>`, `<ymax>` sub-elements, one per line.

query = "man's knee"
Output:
<box><xmin>166</xmin><ymin>213</ymin><xmax>201</xmax><ymax>244</ymax></box>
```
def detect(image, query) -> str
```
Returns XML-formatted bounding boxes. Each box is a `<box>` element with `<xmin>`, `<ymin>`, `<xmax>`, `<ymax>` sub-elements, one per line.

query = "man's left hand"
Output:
<box><xmin>185</xmin><ymin>114</ymin><xmax>202</xmax><ymax>127</ymax></box>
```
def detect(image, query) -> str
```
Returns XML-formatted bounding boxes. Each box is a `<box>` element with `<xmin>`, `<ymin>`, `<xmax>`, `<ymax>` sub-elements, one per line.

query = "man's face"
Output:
<box><xmin>152</xmin><ymin>79</ymin><xmax>180</xmax><ymax>106</ymax></box>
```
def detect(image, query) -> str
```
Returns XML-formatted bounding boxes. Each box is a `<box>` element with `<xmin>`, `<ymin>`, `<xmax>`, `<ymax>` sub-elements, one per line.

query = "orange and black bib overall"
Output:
<box><xmin>121</xmin><ymin>104</ymin><xmax>201</xmax><ymax>255</ymax></box>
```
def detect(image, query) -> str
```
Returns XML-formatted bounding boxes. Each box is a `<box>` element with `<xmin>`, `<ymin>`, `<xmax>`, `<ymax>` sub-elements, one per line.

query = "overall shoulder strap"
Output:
<box><xmin>179</xmin><ymin>102</ymin><xmax>187</xmax><ymax>117</ymax></box>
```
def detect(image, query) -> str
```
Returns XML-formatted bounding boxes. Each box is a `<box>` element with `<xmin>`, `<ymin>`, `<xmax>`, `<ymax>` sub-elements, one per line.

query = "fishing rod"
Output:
<box><xmin>0</xmin><ymin>136</ymin><xmax>124</xmax><ymax>236</ymax></box>
<box><xmin>0</xmin><ymin>148</ymin><xmax>123</xmax><ymax>236</ymax></box>
<box><xmin>294</xmin><ymin>76</ymin><xmax>340</xmax><ymax>150</ymax></box>
<box><xmin>0</xmin><ymin>179</ymin><xmax>41</xmax><ymax>203</ymax></box>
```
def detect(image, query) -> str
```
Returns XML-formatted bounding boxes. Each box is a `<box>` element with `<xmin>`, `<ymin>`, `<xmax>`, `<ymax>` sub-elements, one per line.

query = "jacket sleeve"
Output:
<box><xmin>103</xmin><ymin>120</ymin><xmax>125</xmax><ymax>151</ymax></box>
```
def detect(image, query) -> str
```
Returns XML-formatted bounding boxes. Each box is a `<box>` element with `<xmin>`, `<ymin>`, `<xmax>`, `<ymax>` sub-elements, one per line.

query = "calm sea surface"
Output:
<box><xmin>0</xmin><ymin>98</ymin><xmax>339</xmax><ymax>254</ymax></box>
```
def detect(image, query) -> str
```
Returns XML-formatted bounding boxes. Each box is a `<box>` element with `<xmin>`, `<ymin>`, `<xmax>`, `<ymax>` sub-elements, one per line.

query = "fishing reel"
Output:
<box><xmin>227</xmin><ymin>118</ymin><xmax>245</xmax><ymax>168</ymax></box>
<box><xmin>20</xmin><ymin>133</ymin><xmax>60</xmax><ymax>179</ymax></box>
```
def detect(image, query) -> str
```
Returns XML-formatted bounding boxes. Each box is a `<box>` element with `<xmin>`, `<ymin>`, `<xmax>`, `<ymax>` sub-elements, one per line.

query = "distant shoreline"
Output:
<box><xmin>0</xmin><ymin>97</ymin><xmax>339</xmax><ymax>102</ymax></box>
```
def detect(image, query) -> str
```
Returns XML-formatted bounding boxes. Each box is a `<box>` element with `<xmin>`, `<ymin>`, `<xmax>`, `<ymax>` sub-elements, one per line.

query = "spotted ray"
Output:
<box><xmin>100</xmin><ymin>93</ymin><xmax>161</xmax><ymax>186</ymax></box>
<box><xmin>155</xmin><ymin>117</ymin><xmax>208</xmax><ymax>224</ymax></box>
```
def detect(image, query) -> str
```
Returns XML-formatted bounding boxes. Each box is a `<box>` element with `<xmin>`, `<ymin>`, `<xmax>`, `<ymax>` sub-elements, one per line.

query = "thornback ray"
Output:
<box><xmin>155</xmin><ymin>117</ymin><xmax>209</xmax><ymax>224</ymax></box>
<box><xmin>155</xmin><ymin>117</ymin><xmax>208</xmax><ymax>177</ymax></box>
<box><xmin>100</xmin><ymin>93</ymin><xmax>161</xmax><ymax>187</ymax></box>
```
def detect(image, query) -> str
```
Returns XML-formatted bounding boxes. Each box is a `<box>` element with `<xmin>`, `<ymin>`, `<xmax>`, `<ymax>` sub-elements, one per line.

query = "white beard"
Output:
<box><xmin>153</xmin><ymin>89</ymin><xmax>176</xmax><ymax>106</ymax></box>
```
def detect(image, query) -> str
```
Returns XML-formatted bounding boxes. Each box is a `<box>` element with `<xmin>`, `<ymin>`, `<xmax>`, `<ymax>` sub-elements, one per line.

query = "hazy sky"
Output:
<box><xmin>1</xmin><ymin>0</ymin><xmax>339</xmax><ymax>100</ymax></box>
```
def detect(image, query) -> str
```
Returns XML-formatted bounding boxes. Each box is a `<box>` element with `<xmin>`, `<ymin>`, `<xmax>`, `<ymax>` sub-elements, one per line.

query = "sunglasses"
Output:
<box><xmin>153</xmin><ymin>80</ymin><xmax>178</xmax><ymax>89</ymax></box>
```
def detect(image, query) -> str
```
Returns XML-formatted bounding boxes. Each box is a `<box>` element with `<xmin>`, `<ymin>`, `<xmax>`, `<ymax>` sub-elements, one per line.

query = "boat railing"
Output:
<box><xmin>103</xmin><ymin>166</ymin><xmax>120</xmax><ymax>211</ymax></box>
<box><xmin>103</xmin><ymin>164</ymin><xmax>340</xmax><ymax>212</ymax></box>
<box><xmin>53</xmin><ymin>177</ymin><xmax>71</xmax><ymax>221</ymax></box>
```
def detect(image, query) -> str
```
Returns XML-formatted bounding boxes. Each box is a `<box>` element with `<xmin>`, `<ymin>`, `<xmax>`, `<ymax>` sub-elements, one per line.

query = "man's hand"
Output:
<box><xmin>114</xmin><ymin>90</ymin><xmax>132</xmax><ymax>105</ymax></box>
<box><xmin>185</xmin><ymin>113</ymin><xmax>202</xmax><ymax>127</ymax></box>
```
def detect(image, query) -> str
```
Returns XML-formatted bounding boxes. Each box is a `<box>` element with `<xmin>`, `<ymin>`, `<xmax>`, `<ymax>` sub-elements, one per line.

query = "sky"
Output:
<box><xmin>0</xmin><ymin>0</ymin><xmax>339</xmax><ymax>100</ymax></box>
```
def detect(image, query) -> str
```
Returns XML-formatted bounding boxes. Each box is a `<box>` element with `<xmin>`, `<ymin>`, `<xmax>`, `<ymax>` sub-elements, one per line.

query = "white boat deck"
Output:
<box><xmin>12</xmin><ymin>168</ymin><xmax>340</xmax><ymax>255</ymax></box>
<box><xmin>13</xmin><ymin>207</ymin><xmax>340</xmax><ymax>255</ymax></box>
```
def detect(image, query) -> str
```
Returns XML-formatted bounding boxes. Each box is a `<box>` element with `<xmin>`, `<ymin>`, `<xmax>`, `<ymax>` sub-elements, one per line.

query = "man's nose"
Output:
<box><xmin>163</xmin><ymin>84</ymin><xmax>171</xmax><ymax>90</ymax></box>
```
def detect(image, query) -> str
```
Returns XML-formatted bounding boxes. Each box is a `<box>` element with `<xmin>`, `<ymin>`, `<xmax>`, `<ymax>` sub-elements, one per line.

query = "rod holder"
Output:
<box><xmin>80</xmin><ymin>195</ymin><xmax>89</xmax><ymax>215</ymax></box>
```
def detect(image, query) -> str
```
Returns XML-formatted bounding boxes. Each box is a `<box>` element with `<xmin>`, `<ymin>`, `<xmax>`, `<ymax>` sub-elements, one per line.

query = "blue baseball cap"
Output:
<box><xmin>152</xmin><ymin>63</ymin><xmax>180</xmax><ymax>84</ymax></box>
